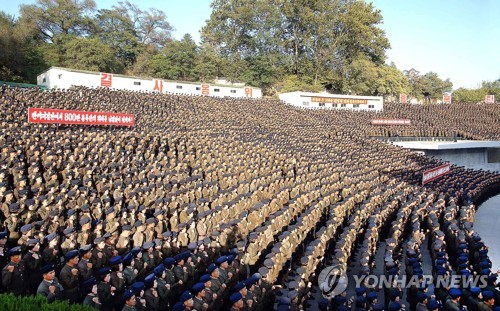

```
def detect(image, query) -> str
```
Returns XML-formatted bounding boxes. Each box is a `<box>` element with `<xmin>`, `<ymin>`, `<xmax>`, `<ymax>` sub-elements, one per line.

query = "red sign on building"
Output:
<box><xmin>153</xmin><ymin>79</ymin><xmax>163</xmax><ymax>92</ymax></box>
<box><xmin>28</xmin><ymin>108</ymin><xmax>134</xmax><ymax>126</ymax></box>
<box><xmin>443</xmin><ymin>95</ymin><xmax>452</xmax><ymax>104</ymax></box>
<box><xmin>100</xmin><ymin>73</ymin><xmax>113</xmax><ymax>87</ymax></box>
<box><xmin>399</xmin><ymin>94</ymin><xmax>407</xmax><ymax>104</ymax></box>
<box><xmin>244</xmin><ymin>87</ymin><xmax>252</xmax><ymax>97</ymax></box>
<box><xmin>201</xmin><ymin>84</ymin><xmax>210</xmax><ymax>96</ymax></box>
<box><xmin>485</xmin><ymin>95</ymin><xmax>495</xmax><ymax>103</ymax></box>
<box><xmin>422</xmin><ymin>164</ymin><xmax>450</xmax><ymax>185</ymax></box>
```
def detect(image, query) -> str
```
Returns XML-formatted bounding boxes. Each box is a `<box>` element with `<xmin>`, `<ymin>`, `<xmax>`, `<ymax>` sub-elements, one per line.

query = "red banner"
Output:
<box><xmin>371</xmin><ymin>119</ymin><xmax>411</xmax><ymax>125</ymax></box>
<box><xmin>244</xmin><ymin>87</ymin><xmax>252</xmax><ymax>97</ymax></box>
<box><xmin>201</xmin><ymin>84</ymin><xmax>210</xmax><ymax>96</ymax></box>
<box><xmin>443</xmin><ymin>95</ymin><xmax>451</xmax><ymax>104</ymax></box>
<box><xmin>153</xmin><ymin>79</ymin><xmax>163</xmax><ymax>92</ymax></box>
<box><xmin>422</xmin><ymin>164</ymin><xmax>450</xmax><ymax>185</ymax></box>
<box><xmin>28</xmin><ymin>108</ymin><xmax>134</xmax><ymax>126</ymax></box>
<box><xmin>485</xmin><ymin>95</ymin><xmax>495</xmax><ymax>104</ymax></box>
<box><xmin>399</xmin><ymin>94</ymin><xmax>407</xmax><ymax>104</ymax></box>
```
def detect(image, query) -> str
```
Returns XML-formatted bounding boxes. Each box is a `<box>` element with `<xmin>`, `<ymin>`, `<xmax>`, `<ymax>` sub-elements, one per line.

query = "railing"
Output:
<box><xmin>371</xmin><ymin>136</ymin><xmax>464</xmax><ymax>142</ymax></box>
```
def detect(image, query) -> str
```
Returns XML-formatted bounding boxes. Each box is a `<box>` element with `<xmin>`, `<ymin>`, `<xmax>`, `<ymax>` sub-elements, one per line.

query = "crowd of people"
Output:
<box><xmin>0</xmin><ymin>85</ymin><xmax>499</xmax><ymax>311</ymax></box>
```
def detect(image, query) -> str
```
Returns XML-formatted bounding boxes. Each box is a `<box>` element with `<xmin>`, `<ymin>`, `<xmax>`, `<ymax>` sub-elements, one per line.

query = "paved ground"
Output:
<box><xmin>474</xmin><ymin>194</ymin><xmax>500</xmax><ymax>273</ymax></box>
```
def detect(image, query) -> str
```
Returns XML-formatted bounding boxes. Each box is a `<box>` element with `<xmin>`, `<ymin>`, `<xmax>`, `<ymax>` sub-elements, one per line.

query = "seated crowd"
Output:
<box><xmin>0</xmin><ymin>85</ymin><xmax>499</xmax><ymax>311</ymax></box>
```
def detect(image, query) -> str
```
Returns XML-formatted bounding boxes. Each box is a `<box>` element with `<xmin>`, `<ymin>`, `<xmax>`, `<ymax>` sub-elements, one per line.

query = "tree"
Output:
<box><xmin>150</xmin><ymin>34</ymin><xmax>198</xmax><ymax>81</ymax></box>
<box><xmin>63</xmin><ymin>36</ymin><xmax>122</xmax><ymax>73</ymax></box>
<box><xmin>95</xmin><ymin>8</ymin><xmax>141</xmax><ymax>70</ymax></box>
<box><xmin>19</xmin><ymin>0</ymin><xmax>96</xmax><ymax>43</ymax></box>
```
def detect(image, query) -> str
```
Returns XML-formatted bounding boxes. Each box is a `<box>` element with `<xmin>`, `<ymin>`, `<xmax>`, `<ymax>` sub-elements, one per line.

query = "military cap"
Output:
<box><xmin>179</xmin><ymin>290</ymin><xmax>193</xmax><ymax>302</ymax></box>
<box><xmin>337</xmin><ymin>306</ymin><xmax>349</xmax><ymax>311</ymax></box>
<box><xmin>79</xmin><ymin>244</ymin><xmax>93</xmax><ymax>255</ymax></box>
<box><xmin>163</xmin><ymin>258</ymin><xmax>175</xmax><ymax>268</ymax></box>
<box><xmin>4</xmin><ymin>190</ymin><xmax>13</xmax><ymax>196</ymax></box>
<box><xmin>81</xmin><ymin>204</ymin><xmax>90</xmax><ymax>212</ymax></box>
<box><xmin>67</xmin><ymin>209</ymin><xmax>76</xmax><ymax>217</ymax></box>
<box><xmin>200</xmin><ymin>274</ymin><xmax>211</xmax><ymax>283</ymax></box>
<box><xmin>417</xmin><ymin>291</ymin><xmax>427</xmax><ymax>302</ymax></box>
<box><xmin>153</xmin><ymin>210</ymin><xmax>163</xmax><ymax>217</ymax></box>
<box><xmin>94</xmin><ymin>237</ymin><xmax>105</xmax><ymax>244</ymax></box>
<box><xmin>18</xmin><ymin>189</ymin><xmax>29</xmax><ymax>196</ymax></box>
<box><xmin>122</xmin><ymin>224</ymin><xmax>132</xmax><ymax>231</ymax></box>
<box><xmin>79</xmin><ymin>216</ymin><xmax>91</xmax><ymax>226</ymax></box>
<box><xmin>234</xmin><ymin>281</ymin><xmax>246</xmax><ymax>292</ymax></box>
<box><xmin>192</xmin><ymin>283</ymin><xmax>205</xmax><ymax>295</ymax></box>
<box><xmin>188</xmin><ymin>242</ymin><xmax>197</xmax><ymax>251</ymax></box>
<box><xmin>68</xmin><ymin>190</ymin><xmax>77</xmax><ymax>197</ymax></box>
<box><xmin>45</xmin><ymin>233</ymin><xmax>57</xmax><ymax>242</ymax></box>
<box><xmin>146</xmin><ymin>217</ymin><xmax>156</xmax><ymax>225</ymax></box>
<box><xmin>367</xmin><ymin>291</ymin><xmax>378</xmax><ymax>302</ymax></box>
<box><xmin>109</xmin><ymin>256</ymin><xmax>122</xmax><ymax>266</ymax></box>
<box><xmin>65</xmin><ymin>250</ymin><xmax>79</xmax><ymax>260</ymax></box>
<box><xmin>207</xmin><ymin>263</ymin><xmax>217</xmax><ymax>274</ymax></box>
<box><xmin>144</xmin><ymin>273</ymin><xmax>156</xmax><ymax>286</ymax></box>
<box><xmin>427</xmin><ymin>299</ymin><xmax>439</xmax><ymax>310</ymax></box>
<box><xmin>9</xmin><ymin>203</ymin><xmax>20</xmax><ymax>213</ymax></box>
<box><xmin>162</xmin><ymin>231</ymin><xmax>172</xmax><ymax>239</ymax></box>
<box><xmin>258</xmin><ymin>267</ymin><xmax>269</xmax><ymax>275</ymax></box>
<box><xmin>483</xmin><ymin>291</ymin><xmax>496</xmax><ymax>301</ymax></box>
<box><xmin>488</xmin><ymin>274</ymin><xmax>498</xmax><ymax>281</ymax></box>
<box><xmin>288</xmin><ymin>290</ymin><xmax>298</xmax><ymax>299</ymax></box>
<box><xmin>216</xmin><ymin>256</ymin><xmax>228</xmax><ymax>265</ymax></box>
<box><xmin>83</xmin><ymin>277</ymin><xmax>97</xmax><ymax>291</ymax></box>
<box><xmin>481</xmin><ymin>269</ymin><xmax>491</xmax><ymax>275</ymax></box>
<box><xmin>373</xmin><ymin>302</ymin><xmax>385</xmax><ymax>311</ymax></box>
<box><xmin>20</xmin><ymin>224</ymin><xmax>33</xmax><ymax>233</ymax></box>
<box><xmin>173</xmin><ymin>253</ymin><xmax>184</xmax><ymax>262</ymax></box>
<box><xmin>388</xmin><ymin>301</ymin><xmax>402</xmax><ymax>311</ymax></box>
<box><xmin>0</xmin><ymin>232</ymin><xmax>7</xmax><ymax>239</ymax></box>
<box><xmin>25</xmin><ymin>198</ymin><xmax>35</xmax><ymax>206</ymax></box>
<box><xmin>63</xmin><ymin>227</ymin><xmax>76</xmax><ymax>236</ymax></box>
<box><xmin>40</xmin><ymin>264</ymin><xmax>55</xmax><ymax>274</ymax></box>
<box><xmin>279</xmin><ymin>297</ymin><xmax>291</xmax><ymax>306</ymax></box>
<box><xmin>264</xmin><ymin>258</ymin><xmax>274</xmax><ymax>268</ymax></box>
<box><xmin>134</xmin><ymin>220</ymin><xmax>143</xmax><ymax>227</ymax></box>
<box><xmin>122</xmin><ymin>253</ymin><xmax>134</xmax><ymax>265</ymax></box>
<box><xmin>138</xmin><ymin>205</ymin><xmax>145</xmax><ymax>212</ymax></box>
<box><xmin>98</xmin><ymin>267</ymin><xmax>112</xmax><ymax>276</ymax></box>
<box><xmin>154</xmin><ymin>265</ymin><xmax>165</xmax><ymax>277</ymax></box>
<box><xmin>449</xmin><ymin>288</ymin><xmax>461</xmax><ymax>299</ymax></box>
<box><xmin>229</xmin><ymin>292</ymin><xmax>243</xmax><ymax>304</ymax></box>
<box><xmin>123</xmin><ymin>289</ymin><xmax>135</xmax><ymax>301</ymax></box>
<box><xmin>27</xmin><ymin>238</ymin><xmax>39</xmax><ymax>246</ymax></box>
<box><xmin>131</xmin><ymin>282</ymin><xmax>145</xmax><ymax>293</ymax></box>
<box><xmin>479</xmin><ymin>249</ymin><xmax>488</xmax><ymax>256</ymax></box>
<box><xmin>172</xmin><ymin>302</ymin><xmax>184</xmax><ymax>311</ymax></box>
<box><xmin>105</xmin><ymin>207</ymin><xmax>114</xmax><ymax>215</ymax></box>
<box><xmin>470</xmin><ymin>287</ymin><xmax>481</xmax><ymax>297</ymax></box>
<box><xmin>142</xmin><ymin>241</ymin><xmax>154</xmax><ymax>250</ymax></box>
<box><xmin>178</xmin><ymin>223</ymin><xmax>187</xmax><ymax>230</ymax></box>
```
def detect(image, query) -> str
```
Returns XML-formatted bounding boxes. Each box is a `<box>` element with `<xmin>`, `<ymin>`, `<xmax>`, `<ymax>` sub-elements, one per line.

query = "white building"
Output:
<box><xmin>279</xmin><ymin>91</ymin><xmax>384</xmax><ymax>111</ymax></box>
<box><xmin>37</xmin><ymin>67</ymin><xmax>262</xmax><ymax>99</ymax></box>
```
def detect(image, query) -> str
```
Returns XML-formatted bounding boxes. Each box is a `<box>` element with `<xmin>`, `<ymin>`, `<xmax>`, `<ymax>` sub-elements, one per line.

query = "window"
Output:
<box><xmin>176</xmin><ymin>85</ymin><xmax>183</xmax><ymax>89</ymax></box>
<box><xmin>134</xmin><ymin>81</ymin><xmax>141</xmax><ymax>85</ymax></box>
<box><xmin>332</xmin><ymin>104</ymin><xmax>338</xmax><ymax>108</ymax></box>
<box><xmin>341</xmin><ymin>104</ymin><xmax>346</xmax><ymax>107</ymax></box>
<box><xmin>353</xmin><ymin>104</ymin><xmax>360</xmax><ymax>108</ymax></box>
<box><xmin>58</xmin><ymin>74</ymin><xmax>62</xmax><ymax>79</ymax></box>
<box><xmin>196</xmin><ymin>87</ymin><xmax>201</xmax><ymax>91</ymax></box>
<box><xmin>303</xmin><ymin>102</ymin><xmax>309</xmax><ymax>106</ymax></box>
<box><xmin>214</xmin><ymin>88</ymin><xmax>220</xmax><ymax>92</ymax></box>
<box><xmin>368</xmin><ymin>105</ymin><xmax>375</xmax><ymax>109</ymax></box>
<box><xmin>230</xmin><ymin>90</ymin><xmax>236</xmax><ymax>93</ymax></box>
<box><xmin>319</xmin><ymin>103</ymin><xmax>325</xmax><ymax>107</ymax></box>
<box><xmin>42</xmin><ymin>78</ymin><xmax>46</xmax><ymax>83</ymax></box>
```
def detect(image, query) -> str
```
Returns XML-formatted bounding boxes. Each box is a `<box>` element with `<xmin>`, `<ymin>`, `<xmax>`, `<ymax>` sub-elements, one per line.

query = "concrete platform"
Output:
<box><xmin>392</xmin><ymin>140</ymin><xmax>500</xmax><ymax>150</ymax></box>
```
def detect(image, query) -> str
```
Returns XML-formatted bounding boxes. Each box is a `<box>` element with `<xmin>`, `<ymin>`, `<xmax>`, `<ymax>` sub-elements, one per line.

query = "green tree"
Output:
<box><xmin>19</xmin><ymin>0</ymin><xmax>96</xmax><ymax>43</ymax></box>
<box><xmin>150</xmin><ymin>34</ymin><xmax>198</xmax><ymax>81</ymax></box>
<box><xmin>63</xmin><ymin>36</ymin><xmax>122</xmax><ymax>72</ymax></box>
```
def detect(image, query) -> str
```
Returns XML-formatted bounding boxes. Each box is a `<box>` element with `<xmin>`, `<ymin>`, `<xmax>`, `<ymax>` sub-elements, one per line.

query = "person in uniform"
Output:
<box><xmin>77</xmin><ymin>244</ymin><xmax>94</xmax><ymax>282</ymax></box>
<box><xmin>122</xmin><ymin>289</ymin><xmax>137</xmax><ymax>311</ymax></box>
<box><xmin>445</xmin><ymin>288</ymin><xmax>462</xmax><ymax>311</ymax></box>
<box><xmin>229</xmin><ymin>292</ymin><xmax>244</xmax><ymax>311</ymax></box>
<box><xmin>60</xmin><ymin>249</ymin><xmax>81</xmax><ymax>303</ymax></box>
<box><xmin>192</xmin><ymin>282</ymin><xmax>208</xmax><ymax>311</ymax></box>
<box><xmin>36</xmin><ymin>264</ymin><xmax>63</xmax><ymax>302</ymax></box>
<box><xmin>144</xmin><ymin>273</ymin><xmax>160</xmax><ymax>311</ymax></box>
<box><xmin>97</xmin><ymin>267</ymin><xmax>116</xmax><ymax>311</ymax></box>
<box><xmin>82</xmin><ymin>277</ymin><xmax>101</xmax><ymax>309</ymax></box>
<box><xmin>22</xmin><ymin>238</ymin><xmax>42</xmax><ymax>294</ymax></box>
<box><xmin>1</xmin><ymin>246</ymin><xmax>27</xmax><ymax>295</ymax></box>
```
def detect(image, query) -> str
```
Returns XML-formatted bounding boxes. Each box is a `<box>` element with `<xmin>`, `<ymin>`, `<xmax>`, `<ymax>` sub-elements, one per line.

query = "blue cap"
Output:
<box><xmin>83</xmin><ymin>277</ymin><xmax>97</xmax><ymax>291</ymax></box>
<box><xmin>355</xmin><ymin>286</ymin><xmax>366</xmax><ymax>296</ymax></box>
<box><xmin>373</xmin><ymin>302</ymin><xmax>385</xmax><ymax>311</ymax></box>
<box><xmin>109</xmin><ymin>255</ymin><xmax>122</xmax><ymax>265</ymax></box>
<box><xmin>207</xmin><ymin>263</ymin><xmax>217</xmax><ymax>274</ymax></box>
<box><xmin>234</xmin><ymin>281</ymin><xmax>246</xmax><ymax>291</ymax></box>
<box><xmin>163</xmin><ymin>257</ymin><xmax>175</xmax><ymax>268</ymax></box>
<box><xmin>417</xmin><ymin>291</ymin><xmax>427</xmax><ymax>302</ymax></box>
<box><xmin>123</xmin><ymin>253</ymin><xmax>134</xmax><ymax>265</ymax></box>
<box><xmin>449</xmin><ymin>288</ymin><xmax>461</xmax><ymax>299</ymax></box>
<box><xmin>179</xmin><ymin>290</ymin><xmax>193</xmax><ymax>302</ymax></box>
<box><xmin>367</xmin><ymin>291</ymin><xmax>378</xmax><ymax>302</ymax></box>
<box><xmin>65</xmin><ymin>250</ymin><xmax>79</xmax><ymax>261</ymax></box>
<box><xmin>40</xmin><ymin>264</ymin><xmax>55</xmax><ymax>274</ymax></box>
<box><xmin>483</xmin><ymin>291</ymin><xmax>494</xmax><ymax>300</ymax></box>
<box><xmin>356</xmin><ymin>296</ymin><xmax>367</xmax><ymax>305</ymax></box>
<box><xmin>145</xmin><ymin>273</ymin><xmax>156</xmax><ymax>285</ymax></box>
<box><xmin>7</xmin><ymin>246</ymin><xmax>22</xmax><ymax>257</ymax></box>
<box><xmin>98</xmin><ymin>267</ymin><xmax>111</xmax><ymax>276</ymax></box>
<box><xmin>200</xmin><ymin>274</ymin><xmax>211</xmax><ymax>283</ymax></box>
<box><xmin>123</xmin><ymin>289</ymin><xmax>135</xmax><ymax>301</ymax></box>
<box><xmin>279</xmin><ymin>297</ymin><xmax>291</xmax><ymax>305</ymax></box>
<box><xmin>174</xmin><ymin>253</ymin><xmax>184</xmax><ymax>262</ymax></box>
<box><xmin>470</xmin><ymin>287</ymin><xmax>481</xmax><ymax>297</ymax></box>
<box><xmin>130</xmin><ymin>247</ymin><xmax>141</xmax><ymax>256</ymax></box>
<box><xmin>0</xmin><ymin>232</ymin><xmax>7</xmax><ymax>239</ymax></box>
<box><xmin>229</xmin><ymin>292</ymin><xmax>243</xmax><ymax>304</ymax></box>
<box><xmin>131</xmin><ymin>282</ymin><xmax>144</xmax><ymax>293</ymax></box>
<box><xmin>192</xmin><ymin>283</ymin><xmax>205</xmax><ymax>294</ymax></box>
<box><xmin>172</xmin><ymin>302</ymin><xmax>184</xmax><ymax>311</ymax></box>
<box><xmin>216</xmin><ymin>256</ymin><xmax>228</xmax><ymax>265</ymax></box>
<box><xmin>154</xmin><ymin>265</ymin><xmax>165</xmax><ymax>276</ymax></box>
<box><xmin>388</xmin><ymin>301</ymin><xmax>402</xmax><ymax>311</ymax></box>
<box><xmin>427</xmin><ymin>299</ymin><xmax>439</xmax><ymax>310</ymax></box>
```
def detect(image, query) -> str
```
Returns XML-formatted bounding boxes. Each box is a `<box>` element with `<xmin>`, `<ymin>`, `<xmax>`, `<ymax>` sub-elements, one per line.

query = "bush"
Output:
<box><xmin>0</xmin><ymin>293</ymin><xmax>96</xmax><ymax>311</ymax></box>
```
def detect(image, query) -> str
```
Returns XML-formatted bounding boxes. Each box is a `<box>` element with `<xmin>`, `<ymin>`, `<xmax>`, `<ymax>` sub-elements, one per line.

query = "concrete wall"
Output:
<box><xmin>279</xmin><ymin>91</ymin><xmax>384</xmax><ymax>111</ymax></box>
<box><xmin>416</xmin><ymin>148</ymin><xmax>500</xmax><ymax>172</ymax></box>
